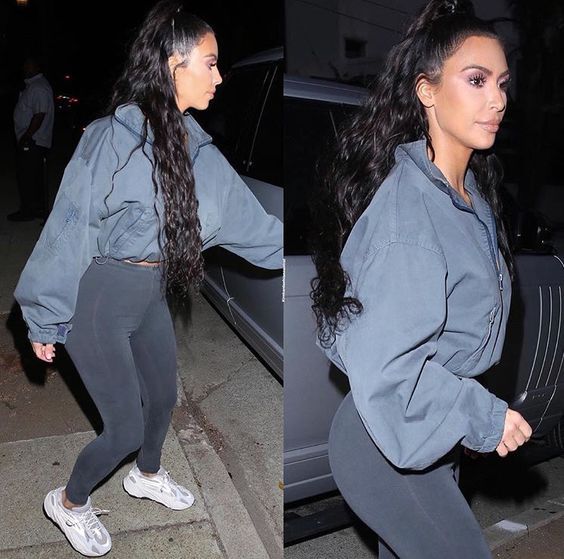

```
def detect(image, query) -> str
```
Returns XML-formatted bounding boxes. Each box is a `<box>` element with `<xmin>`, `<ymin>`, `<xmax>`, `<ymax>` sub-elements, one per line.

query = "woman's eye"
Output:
<box><xmin>469</xmin><ymin>74</ymin><xmax>486</xmax><ymax>87</ymax></box>
<box><xmin>499</xmin><ymin>78</ymin><xmax>511</xmax><ymax>91</ymax></box>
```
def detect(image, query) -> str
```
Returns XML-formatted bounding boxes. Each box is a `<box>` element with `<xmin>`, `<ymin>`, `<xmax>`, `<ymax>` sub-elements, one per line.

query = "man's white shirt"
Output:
<box><xmin>14</xmin><ymin>73</ymin><xmax>54</xmax><ymax>149</ymax></box>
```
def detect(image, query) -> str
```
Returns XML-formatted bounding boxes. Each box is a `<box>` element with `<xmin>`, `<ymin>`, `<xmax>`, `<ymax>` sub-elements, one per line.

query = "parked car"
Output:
<box><xmin>193</xmin><ymin>48</ymin><xmax>283</xmax><ymax>379</ymax></box>
<box><xmin>283</xmin><ymin>74</ymin><xmax>564</xmax><ymax>509</ymax></box>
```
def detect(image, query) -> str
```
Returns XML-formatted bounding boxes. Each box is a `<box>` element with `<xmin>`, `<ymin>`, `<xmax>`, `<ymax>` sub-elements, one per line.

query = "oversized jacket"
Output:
<box><xmin>14</xmin><ymin>103</ymin><xmax>282</xmax><ymax>345</ymax></box>
<box><xmin>321</xmin><ymin>139</ymin><xmax>512</xmax><ymax>470</ymax></box>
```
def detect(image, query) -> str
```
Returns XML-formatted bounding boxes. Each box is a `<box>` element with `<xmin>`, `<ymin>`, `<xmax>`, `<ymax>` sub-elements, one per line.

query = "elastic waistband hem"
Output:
<box><xmin>93</xmin><ymin>256</ymin><xmax>162</xmax><ymax>271</ymax></box>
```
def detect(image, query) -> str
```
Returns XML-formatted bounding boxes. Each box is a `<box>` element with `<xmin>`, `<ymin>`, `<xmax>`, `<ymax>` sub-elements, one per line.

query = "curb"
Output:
<box><xmin>172</xmin><ymin>381</ymin><xmax>270</xmax><ymax>559</ymax></box>
<box><xmin>484</xmin><ymin>495</ymin><xmax>564</xmax><ymax>551</ymax></box>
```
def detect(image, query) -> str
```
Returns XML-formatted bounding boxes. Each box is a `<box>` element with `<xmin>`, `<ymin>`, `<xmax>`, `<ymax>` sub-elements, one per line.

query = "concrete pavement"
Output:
<box><xmin>0</xmin><ymin>137</ymin><xmax>281</xmax><ymax>558</ymax></box>
<box><xmin>174</xmin><ymin>296</ymin><xmax>283</xmax><ymax>558</ymax></box>
<box><xmin>493</xmin><ymin>515</ymin><xmax>564</xmax><ymax>558</ymax></box>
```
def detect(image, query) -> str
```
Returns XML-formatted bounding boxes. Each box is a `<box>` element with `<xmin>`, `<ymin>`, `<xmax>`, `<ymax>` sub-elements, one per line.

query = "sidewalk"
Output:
<box><xmin>493</xmin><ymin>515</ymin><xmax>564</xmax><ymax>558</ymax></box>
<box><xmin>487</xmin><ymin>495</ymin><xmax>564</xmax><ymax>559</ymax></box>
<box><xmin>0</xmin><ymin>143</ymin><xmax>277</xmax><ymax>558</ymax></box>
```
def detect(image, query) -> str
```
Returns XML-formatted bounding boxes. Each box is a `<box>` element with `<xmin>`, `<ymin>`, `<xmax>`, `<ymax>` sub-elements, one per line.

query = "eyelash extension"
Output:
<box><xmin>469</xmin><ymin>73</ymin><xmax>511</xmax><ymax>90</ymax></box>
<box><xmin>469</xmin><ymin>73</ymin><xmax>487</xmax><ymax>87</ymax></box>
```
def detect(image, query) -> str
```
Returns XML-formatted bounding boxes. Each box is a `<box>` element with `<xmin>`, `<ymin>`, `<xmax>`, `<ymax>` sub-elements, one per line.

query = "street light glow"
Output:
<box><xmin>16</xmin><ymin>0</ymin><xmax>28</xmax><ymax>6</ymax></box>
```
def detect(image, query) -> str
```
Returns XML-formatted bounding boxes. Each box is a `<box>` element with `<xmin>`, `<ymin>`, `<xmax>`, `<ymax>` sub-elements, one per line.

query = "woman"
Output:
<box><xmin>14</xmin><ymin>1</ymin><xmax>282</xmax><ymax>557</ymax></box>
<box><xmin>310</xmin><ymin>1</ymin><xmax>531</xmax><ymax>557</ymax></box>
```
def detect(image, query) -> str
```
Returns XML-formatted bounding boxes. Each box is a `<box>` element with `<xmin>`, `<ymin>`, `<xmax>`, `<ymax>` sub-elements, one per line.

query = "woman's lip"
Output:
<box><xmin>477</xmin><ymin>122</ymin><xmax>499</xmax><ymax>133</ymax></box>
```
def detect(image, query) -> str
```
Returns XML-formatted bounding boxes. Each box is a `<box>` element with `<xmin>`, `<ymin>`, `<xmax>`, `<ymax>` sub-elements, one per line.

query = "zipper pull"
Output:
<box><xmin>498</xmin><ymin>272</ymin><xmax>503</xmax><ymax>292</ymax></box>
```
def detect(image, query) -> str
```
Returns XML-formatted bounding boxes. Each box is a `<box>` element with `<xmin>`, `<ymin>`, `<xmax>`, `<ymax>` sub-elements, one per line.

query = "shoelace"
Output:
<box><xmin>69</xmin><ymin>507</ymin><xmax>110</xmax><ymax>533</ymax></box>
<box><xmin>164</xmin><ymin>471</ymin><xmax>193</xmax><ymax>500</ymax></box>
<box><xmin>161</xmin><ymin>470</ymin><xmax>179</xmax><ymax>493</ymax></box>
<box><xmin>158</xmin><ymin>470</ymin><xmax>190</xmax><ymax>497</ymax></box>
<box><xmin>139</xmin><ymin>469</ymin><xmax>187</xmax><ymax>496</ymax></box>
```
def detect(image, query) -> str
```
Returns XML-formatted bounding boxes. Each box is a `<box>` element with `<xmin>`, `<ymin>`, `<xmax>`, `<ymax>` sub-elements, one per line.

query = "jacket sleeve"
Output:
<box><xmin>338</xmin><ymin>241</ymin><xmax>508</xmax><ymax>470</ymax></box>
<box><xmin>14</xmin><ymin>146</ymin><xmax>95</xmax><ymax>345</ymax></box>
<box><xmin>211</xmin><ymin>146</ymin><xmax>282</xmax><ymax>270</ymax></box>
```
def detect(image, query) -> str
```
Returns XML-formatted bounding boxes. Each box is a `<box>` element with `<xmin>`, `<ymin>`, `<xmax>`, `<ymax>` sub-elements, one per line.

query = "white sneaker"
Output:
<box><xmin>123</xmin><ymin>465</ymin><xmax>195</xmax><ymax>510</ymax></box>
<box><xmin>43</xmin><ymin>487</ymin><xmax>111</xmax><ymax>557</ymax></box>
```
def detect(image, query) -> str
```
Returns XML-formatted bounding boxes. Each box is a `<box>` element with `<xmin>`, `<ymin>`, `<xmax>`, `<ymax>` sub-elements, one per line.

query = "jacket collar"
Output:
<box><xmin>113</xmin><ymin>103</ymin><xmax>212</xmax><ymax>159</ymax></box>
<box><xmin>394</xmin><ymin>139</ymin><xmax>479</xmax><ymax>206</ymax></box>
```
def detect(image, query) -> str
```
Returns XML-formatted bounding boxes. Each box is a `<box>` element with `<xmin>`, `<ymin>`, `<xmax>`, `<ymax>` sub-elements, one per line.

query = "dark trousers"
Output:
<box><xmin>64</xmin><ymin>258</ymin><xmax>178</xmax><ymax>505</ymax></box>
<box><xmin>15</xmin><ymin>141</ymin><xmax>49</xmax><ymax>216</ymax></box>
<box><xmin>329</xmin><ymin>392</ymin><xmax>492</xmax><ymax>559</ymax></box>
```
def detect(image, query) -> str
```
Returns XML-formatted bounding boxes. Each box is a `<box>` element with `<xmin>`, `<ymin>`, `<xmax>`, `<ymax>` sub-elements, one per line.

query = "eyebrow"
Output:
<box><xmin>461</xmin><ymin>65</ymin><xmax>510</xmax><ymax>79</ymax></box>
<box><xmin>204</xmin><ymin>54</ymin><xmax>218</xmax><ymax>61</ymax></box>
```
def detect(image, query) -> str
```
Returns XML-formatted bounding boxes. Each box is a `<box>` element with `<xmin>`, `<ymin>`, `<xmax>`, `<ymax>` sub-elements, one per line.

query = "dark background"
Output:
<box><xmin>0</xmin><ymin>0</ymin><xmax>283</xmax><ymax>129</ymax></box>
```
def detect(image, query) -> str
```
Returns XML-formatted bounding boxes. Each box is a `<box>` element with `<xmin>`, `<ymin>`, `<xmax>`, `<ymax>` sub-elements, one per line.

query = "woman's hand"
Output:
<box><xmin>31</xmin><ymin>342</ymin><xmax>56</xmax><ymax>363</ymax></box>
<box><xmin>495</xmin><ymin>408</ymin><xmax>532</xmax><ymax>457</ymax></box>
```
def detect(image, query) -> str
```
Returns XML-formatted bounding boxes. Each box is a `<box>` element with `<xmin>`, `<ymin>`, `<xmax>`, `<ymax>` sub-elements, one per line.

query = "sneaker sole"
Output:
<box><xmin>122</xmin><ymin>475</ymin><xmax>194</xmax><ymax>510</ymax></box>
<box><xmin>43</xmin><ymin>492</ymin><xmax>111</xmax><ymax>558</ymax></box>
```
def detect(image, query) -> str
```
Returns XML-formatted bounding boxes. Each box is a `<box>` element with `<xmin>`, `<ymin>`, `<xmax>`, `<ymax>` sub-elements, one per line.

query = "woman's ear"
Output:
<box><xmin>168</xmin><ymin>53</ymin><xmax>183</xmax><ymax>76</ymax></box>
<box><xmin>415</xmin><ymin>74</ymin><xmax>435</xmax><ymax>108</ymax></box>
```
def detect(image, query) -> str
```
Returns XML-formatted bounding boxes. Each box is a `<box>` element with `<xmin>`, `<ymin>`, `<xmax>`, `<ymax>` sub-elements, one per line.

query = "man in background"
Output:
<box><xmin>9</xmin><ymin>56</ymin><xmax>54</xmax><ymax>222</ymax></box>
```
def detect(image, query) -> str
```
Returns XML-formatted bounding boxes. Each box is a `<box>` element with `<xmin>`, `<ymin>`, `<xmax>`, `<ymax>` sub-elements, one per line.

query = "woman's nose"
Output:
<box><xmin>214</xmin><ymin>67</ymin><xmax>223</xmax><ymax>86</ymax></box>
<box><xmin>490</xmin><ymin>83</ymin><xmax>506</xmax><ymax>112</ymax></box>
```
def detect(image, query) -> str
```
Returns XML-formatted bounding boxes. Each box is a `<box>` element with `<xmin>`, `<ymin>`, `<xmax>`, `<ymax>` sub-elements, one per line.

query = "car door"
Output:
<box><xmin>216</xmin><ymin>62</ymin><xmax>283</xmax><ymax>376</ymax></box>
<box><xmin>196</xmin><ymin>58</ymin><xmax>283</xmax><ymax>378</ymax></box>
<box><xmin>283</xmin><ymin>93</ymin><xmax>361</xmax><ymax>503</ymax></box>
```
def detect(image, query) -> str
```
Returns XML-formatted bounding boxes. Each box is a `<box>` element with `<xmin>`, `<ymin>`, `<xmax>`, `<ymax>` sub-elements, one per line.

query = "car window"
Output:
<box><xmin>284</xmin><ymin>97</ymin><xmax>357</xmax><ymax>255</ymax></box>
<box><xmin>247</xmin><ymin>65</ymin><xmax>282</xmax><ymax>186</ymax></box>
<box><xmin>195</xmin><ymin>64</ymin><xmax>272</xmax><ymax>173</ymax></box>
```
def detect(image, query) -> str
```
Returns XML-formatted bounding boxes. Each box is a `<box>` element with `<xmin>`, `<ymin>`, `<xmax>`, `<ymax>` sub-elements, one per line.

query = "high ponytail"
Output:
<box><xmin>406</xmin><ymin>0</ymin><xmax>475</xmax><ymax>34</ymax></box>
<box><xmin>310</xmin><ymin>0</ymin><xmax>513</xmax><ymax>348</ymax></box>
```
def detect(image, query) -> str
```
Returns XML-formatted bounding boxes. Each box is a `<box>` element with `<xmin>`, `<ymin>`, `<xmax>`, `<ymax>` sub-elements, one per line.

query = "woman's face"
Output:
<box><xmin>418</xmin><ymin>35</ymin><xmax>510</xmax><ymax>152</ymax></box>
<box><xmin>169</xmin><ymin>32</ymin><xmax>223</xmax><ymax>112</ymax></box>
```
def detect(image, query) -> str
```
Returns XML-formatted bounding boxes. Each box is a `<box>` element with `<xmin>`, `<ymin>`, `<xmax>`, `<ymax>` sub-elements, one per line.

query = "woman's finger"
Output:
<box><xmin>39</xmin><ymin>346</ymin><xmax>51</xmax><ymax>362</ymax></box>
<box><xmin>31</xmin><ymin>342</ymin><xmax>55</xmax><ymax>362</ymax></box>
<box><xmin>496</xmin><ymin>442</ymin><xmax>508</xmax><ymax>457</ymax></box>
<box><xmin>513</xmin><ymin>431</ymin><xmax>527</xmax><ymax>447</ymax></box>
<box><xmin>44</xmin><ymin>343</ymin><xmax>55</xmax><ymax>361</ymax></box>
<box><xmin>520</xmin><ymin>422</ymin><xmax>533</xmax><ymax>441</ymax></box>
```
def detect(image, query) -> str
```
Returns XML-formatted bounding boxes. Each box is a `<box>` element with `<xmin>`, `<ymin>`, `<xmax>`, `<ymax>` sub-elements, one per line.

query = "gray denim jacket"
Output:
<box><xmin>15</xmin><ymin>103</ymin><xmax>282</xmax><ymax>345</ymax></box>
<box><xmin>321</xmin><ymin>139</ymin><xmax>512</xmax><ymax>470</ymax></box>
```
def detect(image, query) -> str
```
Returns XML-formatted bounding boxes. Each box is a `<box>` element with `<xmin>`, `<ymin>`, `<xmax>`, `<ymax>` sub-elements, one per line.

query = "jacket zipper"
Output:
<box><xmin>475</xmin><ymin>213</ymin><xmax>503</xmax><ymax>293</ymax></box>
<box><xmin>449</xmin><ymin>195</ymin><xmax>503</xmax><ymax>294</ymax></box>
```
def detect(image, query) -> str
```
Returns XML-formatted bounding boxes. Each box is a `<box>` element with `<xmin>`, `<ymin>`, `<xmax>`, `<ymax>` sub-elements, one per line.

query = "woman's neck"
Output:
<box><xmin>427</xmin><ymin>136</ymin><xmax>473</xmax><ymax>197</ymax></box>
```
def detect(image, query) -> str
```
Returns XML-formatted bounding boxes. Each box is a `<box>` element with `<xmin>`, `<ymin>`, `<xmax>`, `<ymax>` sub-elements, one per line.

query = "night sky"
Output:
<box><xmin>0</xmin><ymin>0</ymin><xmax>282</xmax><ymax>124</ymax></box>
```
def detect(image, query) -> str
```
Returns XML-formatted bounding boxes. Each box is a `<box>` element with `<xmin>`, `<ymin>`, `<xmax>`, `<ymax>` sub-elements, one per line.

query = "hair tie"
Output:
<box><xmin>446</xmin><ymin>1</ymin><xmax>457</xmax><ymax>15</ymax></box>
<box><xmin>444</xmin><ymin>0</ymin><xmax>474</xmax><ymax>17</ymax></box>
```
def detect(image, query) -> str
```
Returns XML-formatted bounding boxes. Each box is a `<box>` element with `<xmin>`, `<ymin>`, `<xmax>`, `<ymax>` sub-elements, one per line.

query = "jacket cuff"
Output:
<box><xmin>28</xmin><ymin>324</ymin><xmax>70</xmax><ymax>345</ymax></box>
<box><xmin>476</xmin><ymin>396</ymin><xmax>508</xmax><ymax>453</ymax></box>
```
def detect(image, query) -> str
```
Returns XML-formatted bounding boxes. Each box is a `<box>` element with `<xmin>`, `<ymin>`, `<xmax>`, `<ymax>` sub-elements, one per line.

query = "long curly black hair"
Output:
<box><xmin>107</xmin><ymin>0</ymin><xmax>213</xmax><ymax>296</ymax></box>
<box><xmin>311</xmin><ymin>0</ymin><xmax>515</xmax><ymax>348</ymax></box>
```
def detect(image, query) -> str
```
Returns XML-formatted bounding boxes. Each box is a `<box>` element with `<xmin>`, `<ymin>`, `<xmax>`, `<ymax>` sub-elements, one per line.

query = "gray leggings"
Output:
<box><xmin>64</xmin><ymin>258</ymin><xmax>177</xmax><ymax>505</ymax></box>
<box><xmin>329</xmin><ymin>392</ymin><xmax>492</xmax><ymax>559</ymax></box>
